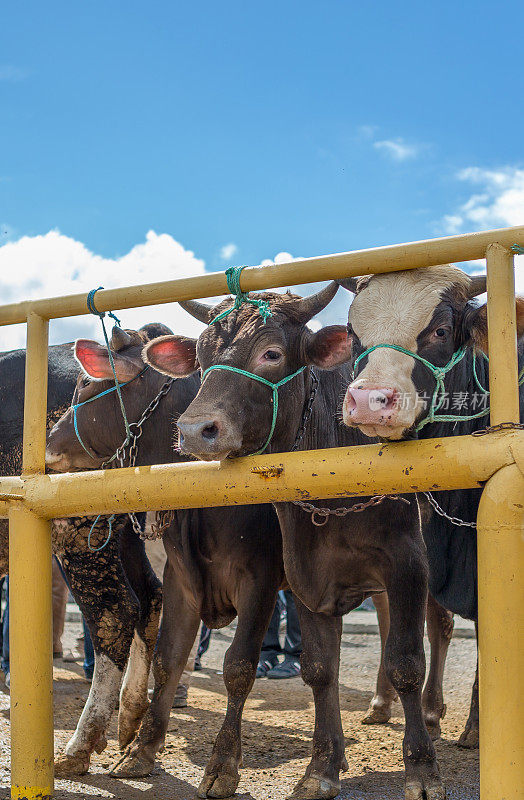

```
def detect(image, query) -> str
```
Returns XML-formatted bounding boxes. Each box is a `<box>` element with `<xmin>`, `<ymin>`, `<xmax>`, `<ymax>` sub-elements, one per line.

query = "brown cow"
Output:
<box><xmin>142</xmin><ymin>284</ymin><xmax>444</xmax><ymax>800</ymax></box>
<box><xmin>46</xmin><ymin>325</ymin><xmax>284</xmax><ymax>798</ymax></box>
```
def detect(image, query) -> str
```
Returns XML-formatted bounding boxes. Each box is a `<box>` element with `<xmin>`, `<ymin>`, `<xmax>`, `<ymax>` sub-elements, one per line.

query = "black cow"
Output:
<box><xmin>46</xmin><ymin>326</ymin><xmax>284</xmax><ymax>799</ymax></box>
<box><xmin>0</xmin><ymin>335</ymin><xmax>162</xmax><ymax>776</ymax></box>
<box><xmin>142</xmin><ymin>284</ymin><xmax>444</xmax><ymax>800</ymax></box>
<box><xmin>337</xmin><ymin>265</ymin><xmax>524</xmax><ymax>748</ymax></box>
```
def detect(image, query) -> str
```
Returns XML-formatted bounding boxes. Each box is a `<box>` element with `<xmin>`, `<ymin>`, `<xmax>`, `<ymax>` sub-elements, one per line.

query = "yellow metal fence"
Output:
<box><xmin>0</xmin><ymin>227</ymin><xmax>523</xmax><ymax>800</ymax></box>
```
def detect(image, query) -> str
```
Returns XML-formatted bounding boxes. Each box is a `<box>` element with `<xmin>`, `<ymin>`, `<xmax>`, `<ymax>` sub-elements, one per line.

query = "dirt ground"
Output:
<box><xmin>0</xmin><ymin>620</ymin><xmax>479</xmax><ymax>800</ymax></box>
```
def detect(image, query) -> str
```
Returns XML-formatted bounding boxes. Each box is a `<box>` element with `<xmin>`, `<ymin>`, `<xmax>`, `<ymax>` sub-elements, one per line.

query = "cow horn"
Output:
<box><xmin>337</xmin><ymin>277</ymin><xmax>359</xmax><ymax>293</ymax></box>
<box><xmin>179</xmin><ymin>299</ymin><xmax>213</xmax><ymax>324</ymax></box>
<box><xmin>292</xmin><ymin>281</ymin><xmax>339</xmax><ymax>321</ymax></box>
<box><xmin>468</xmin><ymin>275</ymin><xmax>487</xmax><ymax>297</ymax></box>
<box><xmin>110</xmin><ymin>326</ymin><xmax>133</xmax><ymax>351</ymax></box>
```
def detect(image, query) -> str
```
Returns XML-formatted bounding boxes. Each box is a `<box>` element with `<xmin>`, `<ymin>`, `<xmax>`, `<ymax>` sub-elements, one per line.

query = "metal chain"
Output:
<box><xmin>293</xmin><ymin>494</ymin><xmax>410</xmax><ymax>527</ymax></box>
<box><xmin>471</xmin><ymin>421</ymin><xmax>524</xmax><ymax>436</ymax></box>
<box><xmin>291</xmin><ymin>370</ymin><xmax>319</xmax><ymax>452</ymax></box>
<box><xmin>423</xmin><ymin>422</ymin><xmax>523</xmax><ymax>528</ymax></box>
<box><xmin>101</xmin><ymin>378</ymin><xmax>175</xmax><ymax>538</ymax></box>
<box><xmin>423</xmin><ymin>492</ymin><xmax>477</xmax><ymax>529</ymax></box>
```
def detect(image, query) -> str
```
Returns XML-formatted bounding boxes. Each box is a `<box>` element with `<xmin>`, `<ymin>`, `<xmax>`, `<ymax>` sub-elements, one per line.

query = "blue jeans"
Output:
<box><xmin>1</xmin><ymin>578</ymin><xmax>9</xmax><ymax>675</ymax></box>
<box><xmin>261</xmin><ymin>590</ymin><xmax>302</xmax><ymax>662</ymax></box>
<box><xmin>55</xmin><ymin>558</ymin><xmax>95</xmax><ymax>680</ymax></box>
<box><xmin>0</xmin><ymin>571</ymin><xmax>94</xmax><ymax>680</ymax></box>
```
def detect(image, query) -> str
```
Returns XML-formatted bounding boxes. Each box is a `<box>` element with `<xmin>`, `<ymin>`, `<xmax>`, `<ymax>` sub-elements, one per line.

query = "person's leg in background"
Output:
<box><xmin>1</xmin><ymin>578</ymin><xmax>9</xmax><ymax>688</ymax></box>
<box><xmin>256</xmin><ymin>591</ymin><xmax>285</xmax><ymax>677</ymax></box>
<box><xmin>194</xmin><ymin>624</ymin><xmax>212</xmax><ymax>671</ymax></box>
<box><xmin>267</xmin><ymin>591</ymin><xmax>302</xmax><ymax>679</ymax></box>
<box><xmin>82</xmin><ymin>616</ymin><xmax>95</xmax><ymax>681</ymax></box>
<box><xmin>52</xmin><ymin>556</ymin><xmax>69</xmax><ymax>659</ymax></box>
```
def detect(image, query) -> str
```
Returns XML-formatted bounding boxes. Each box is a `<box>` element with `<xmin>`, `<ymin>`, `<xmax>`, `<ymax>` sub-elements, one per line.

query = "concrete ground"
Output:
<box><xmin>0</xmin><ymin>613</ymin><xmax>479</xmax><ymax>800</ymax></box>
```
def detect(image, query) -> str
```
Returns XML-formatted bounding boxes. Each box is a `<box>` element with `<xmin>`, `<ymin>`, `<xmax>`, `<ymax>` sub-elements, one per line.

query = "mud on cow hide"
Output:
<box><xmin>0</xmin><ymin>340</ymin><xmax>162</xmax><ymax>777</ymax></box>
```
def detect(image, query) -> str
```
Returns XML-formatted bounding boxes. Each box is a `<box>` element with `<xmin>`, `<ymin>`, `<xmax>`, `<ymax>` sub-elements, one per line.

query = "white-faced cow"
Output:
<box><xmin>337</xmin><ymin>265</ymin><xmax>524</xmax><ymax>749</ymax></box>
<box><xmin>143</xmin><ymin>284</ymin><xmax>444</xmax><ymax>800</ymax></box>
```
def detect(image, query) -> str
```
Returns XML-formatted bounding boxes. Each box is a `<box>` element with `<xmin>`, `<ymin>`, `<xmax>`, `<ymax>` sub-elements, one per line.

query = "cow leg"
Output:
<box><xmin>117</xmin><ymin>529</ymin><xmax>163</xmax><ymax>748</ymax></box>
<box><xmin>111</xmin><ymin>560</ymin><xmax>200</xmax><ymax>778</ymax></box>
<box><xmin>197</xmin><ymin>583</ymin><xmax>278</xmax><ymax>799</ymax></box>
<box><xmin>288</xmin><ymin>599</ymin><xmax>345</xmax><ymax>800</ymax></box>
<box><xmin>362</xmin><ymin>591</ymin><xmax>398</xmax><ymax>725</ymax></box>
<box><xmin>422</xmin><ymin>595</ymin><xmax>454</xmax><ymax>740</ymax></box>
<box><xmin>54</xmin><ymin>537</ymin><xmax>138</xmax><ymax>777</ymax></box>
<box><xmin>458</xmin><ymin>623</ymin><xmax>479</xmax><ymax>748</ymax></box>
<box><xmin>385</xmin><ymin>553</ymin><xmax>444</xmax><ymax>800</ymax></box>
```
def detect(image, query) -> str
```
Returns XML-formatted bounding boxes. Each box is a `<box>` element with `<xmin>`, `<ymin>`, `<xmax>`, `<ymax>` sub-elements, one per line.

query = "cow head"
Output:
<box><xmin>337</xmin><ymin>265</ymin><xmax>524</xmax><ymax>440</ymax></box>
<box><xmin>45</xmin><ymin>323</ymin><xmax>174</xmax><ymax>471</ymax></box>
<box><xmin>143</xmin><ymin>283</ymin><xmax>349</xmax><ymax>460</ymax></box>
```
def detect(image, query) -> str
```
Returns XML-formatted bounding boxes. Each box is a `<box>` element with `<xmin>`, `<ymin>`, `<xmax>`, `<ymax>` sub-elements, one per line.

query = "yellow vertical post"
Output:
<box><xmin>476</xmin><ymin>244</ymin><xmax>523</xmax><ymax>800</ymax></box>
<box><xmin>485</xmin><ymin>243</ymin><xmax>520</xmax><ymax>424</ymax></box>
<box><xmin>9</xmin><ymin>313</ymin><xmax>54</xmax><ymax>800</ymax></box>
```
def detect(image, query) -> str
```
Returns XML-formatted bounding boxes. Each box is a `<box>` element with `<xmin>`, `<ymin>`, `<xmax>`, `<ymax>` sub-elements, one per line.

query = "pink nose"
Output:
<box><xmin>343</xmin><ymin>387</ymin><xmax>398</xmax><ymax>426</ymax></box>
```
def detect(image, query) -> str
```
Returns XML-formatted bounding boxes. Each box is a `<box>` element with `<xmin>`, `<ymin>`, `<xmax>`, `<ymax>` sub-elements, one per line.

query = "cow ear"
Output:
<box><xmin>461</xmin><ymin>297</ymin><xmax>524</xmax><ymax>353</ymax></box>
<box><xmin>74</xmin><ymin>339</ymin><xmax>142</xmax><ymax>382</ymax></box>
<box><xmin>305</xmin><ymin>325</ymin><xmax>353</xmax><ymax>369</ymax></box>
<box><xmin>142</xmin><ymin>335</ymin><xmax>199</xmax><ymax>377</ymax></box>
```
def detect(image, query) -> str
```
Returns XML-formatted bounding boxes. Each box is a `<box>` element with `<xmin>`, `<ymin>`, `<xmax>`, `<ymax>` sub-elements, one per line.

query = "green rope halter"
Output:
<box><xmin>210</xmin><ymin>266</ymin><xmax>273</xmax><ymax>326</ymax></box>
<box><xmin>354</xmin><ymin>343</ymin><xmax>523</xmax><ymax>431</ymax></box>
<box><xmin>201</xmin><ymin>364</ymin><xmax>306</xmax><ymax>455</ymax></box>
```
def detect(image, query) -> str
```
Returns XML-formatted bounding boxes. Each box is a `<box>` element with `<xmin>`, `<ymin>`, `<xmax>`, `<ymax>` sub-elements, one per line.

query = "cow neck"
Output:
<box><xmin>269</xmin><ymin>364</ymin><xmax>360</xmax><ymax>454</ymax></box>
<box><xmin>107</xmin><ymin>372</ymin><xmax>200</xmax><ymax>469</ymax></box>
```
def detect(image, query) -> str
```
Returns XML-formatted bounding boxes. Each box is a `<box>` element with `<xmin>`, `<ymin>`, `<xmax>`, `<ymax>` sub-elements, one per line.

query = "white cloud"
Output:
<box><xmin>219</xmin><ymin>242</ymin><xmax>238</xmax><ymax>261</ymax></box>
<box><xmin>442</xmin><ymin>166</ymin><xmax>524</xmax><ymax>294</ymax></box>
<box><xmin>0</xmin><ymin>230</ymin><xmax>208</xmax><ymax>351</ymax></box>
<box><xmin>444</xmin><ymin>167</ymin><xmax>524</xmax><ymax>231</ymax></box>
<box><xmin>373</xmin><ymin>138</ymin><xmax>419</xmax><ymax>162</ymax></box>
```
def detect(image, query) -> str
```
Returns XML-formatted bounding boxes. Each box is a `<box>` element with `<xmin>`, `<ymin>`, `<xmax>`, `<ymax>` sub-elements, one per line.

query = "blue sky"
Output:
<box><xmin>1</xmin><ymin>0</ymin><xmax>523</xmax><ymax>346</ymax></box>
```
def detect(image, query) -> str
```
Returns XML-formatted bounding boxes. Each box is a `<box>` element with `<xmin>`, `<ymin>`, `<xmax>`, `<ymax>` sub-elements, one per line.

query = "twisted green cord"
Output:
<box><xmin>210</xmin><ymin>266</ymin><xmax>273</xmax><ymax>326</ymax></box>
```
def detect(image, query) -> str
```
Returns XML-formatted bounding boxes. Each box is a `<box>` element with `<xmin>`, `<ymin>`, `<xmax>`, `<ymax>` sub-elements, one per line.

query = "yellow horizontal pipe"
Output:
<box><xmin>0</xmin><ymin>430</ymin><xmax>516</xmax><ymax>519</ymax></box>
<box><xmin>0</xmin><ymin>225</ymin><xmax>523</xmax><ymax>325</ymax></box>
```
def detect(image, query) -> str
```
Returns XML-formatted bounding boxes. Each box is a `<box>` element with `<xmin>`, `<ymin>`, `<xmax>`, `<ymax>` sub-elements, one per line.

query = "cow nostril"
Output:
<box><xmin>202</xmin><ymin>423</ymin><xmax>219</xmax><ymax>441</ymax></box>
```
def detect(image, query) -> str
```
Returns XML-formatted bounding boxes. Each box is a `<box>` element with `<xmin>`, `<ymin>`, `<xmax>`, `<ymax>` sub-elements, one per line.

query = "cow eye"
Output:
<box><xmin>263</xmin><ymin>349</ymin><xmax>282</xmax><ymax>361</ymax></box>
<box><xmin>435</xmin><ymin>328</ymin><xmax>447</xmax><ymax>338</ymax></box>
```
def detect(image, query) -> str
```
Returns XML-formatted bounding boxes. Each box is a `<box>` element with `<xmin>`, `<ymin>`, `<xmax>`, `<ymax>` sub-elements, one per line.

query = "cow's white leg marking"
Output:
<box><xmin>118</xmin><ymin>632</ymin><xmax>150</xmax><ymax>747</ymax></box>
<box><xmin>54</xmin><ymin>654</ymin><xmax>123</xmax><ymax>775</ymax></box>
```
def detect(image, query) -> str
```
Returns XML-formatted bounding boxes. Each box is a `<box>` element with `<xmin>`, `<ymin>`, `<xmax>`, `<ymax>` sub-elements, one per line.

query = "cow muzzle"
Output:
<box><xmin>177</xmin><ymin>412</ymin><xmax>242</xmax><ymax>461</ymax></box>
<box><xmin>342</xmin><ymin>381</ymin><xmax>419</xmax><ymax>440</ymax></box>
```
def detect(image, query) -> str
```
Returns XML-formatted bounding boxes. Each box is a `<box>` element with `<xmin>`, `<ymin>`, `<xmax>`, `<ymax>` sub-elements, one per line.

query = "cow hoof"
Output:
<box><xmin>110</xmin><ymin>748</ymin><xmax>155</xmax><ymax>778</ymax></box>
<box><xmin>54</xmin><ymin>751</ymin><xmax>90</xmax><ymax>777</ymax></box>
<box><xmin>405</xmin><ymin>767</ymin><xmax>445</xmax><ymax>800</ymax></box>
<box><xmin>197</xmin><ymin>769</ymin><xmax>240</xmax><ymax>798</ymax></box>
<box><xmin>288</xmin><ymin>773</ymin><xmax>340</xmax><ymax>799</ymax></box>
<box><xmin>361</xmin><ymin>705</ymin><xmax>391</xmax><ymax>725</ymax></box>
<box><xmin>458</xmin><ymin>724</ymin><xmax>479</xmax><ymax>749</ymax></box>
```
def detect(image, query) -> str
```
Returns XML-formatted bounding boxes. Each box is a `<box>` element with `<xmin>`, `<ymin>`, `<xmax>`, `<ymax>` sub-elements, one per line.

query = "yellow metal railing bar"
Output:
<box><xmin>9</xmin><ymin>313</ymin><xmax>53</xmax><ymax>800</ymax></box>
<box><xmin>0</xmin><ymin>228</ymin><xmax>522</xmax><ymax>800</ymax></box>
<box><xmin>477</xmin><ymin>244</ymin><xmax>523</xmax><ymax>800</ymax></box>
<box><xmin>0</xmin><ymin>429</ymin><xmax>518</xmax><ymax>519</ymax></box>
<box><xmin>0</xmin><ymin>225</ymin><xmax>522</xmax><ymax>325</ymax></box>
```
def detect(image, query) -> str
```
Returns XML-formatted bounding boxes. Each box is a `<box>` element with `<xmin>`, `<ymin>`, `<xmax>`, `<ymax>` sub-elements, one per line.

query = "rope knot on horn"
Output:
<box><xmin>210</xmin><ymin>266</ymin><xmax>273</xmax><ymax>326</ymax></box>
